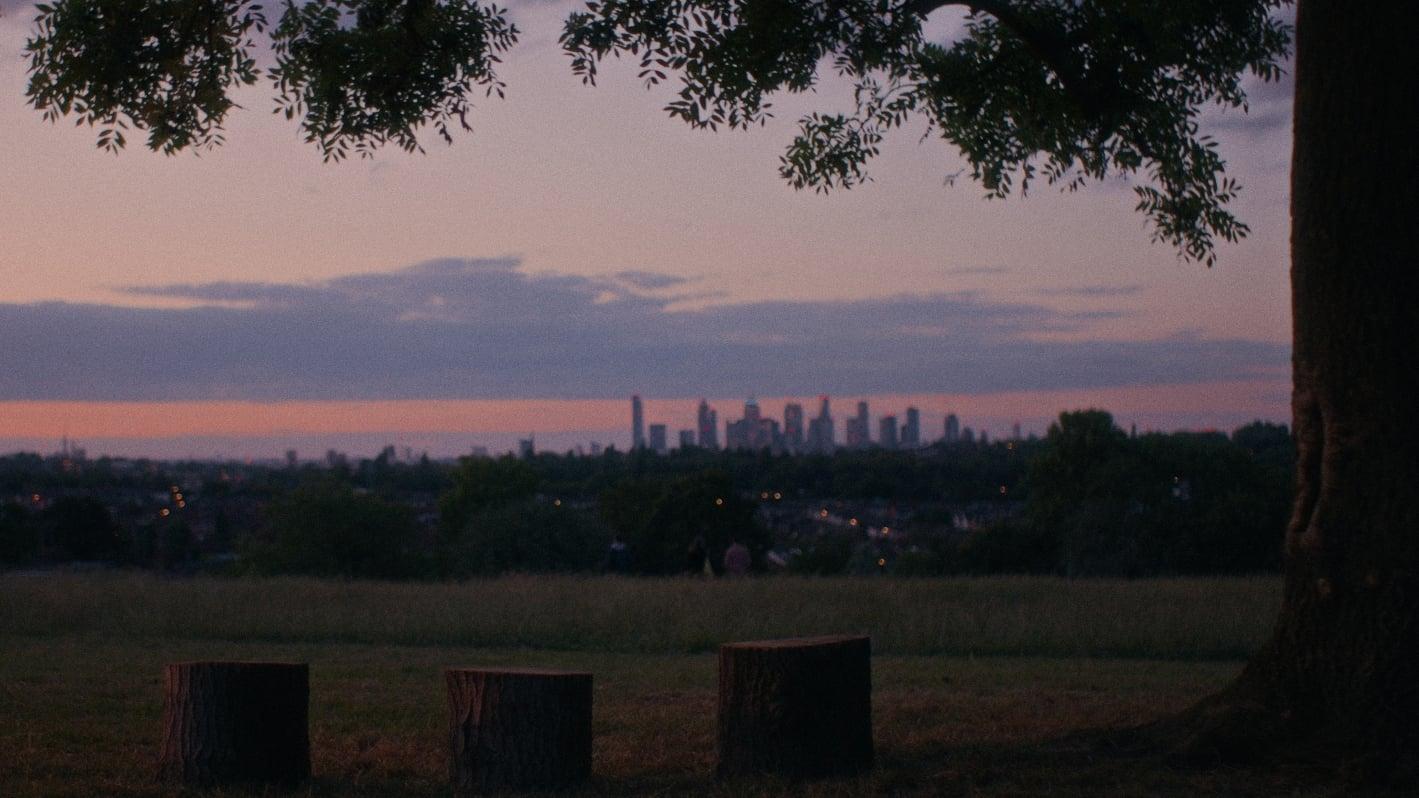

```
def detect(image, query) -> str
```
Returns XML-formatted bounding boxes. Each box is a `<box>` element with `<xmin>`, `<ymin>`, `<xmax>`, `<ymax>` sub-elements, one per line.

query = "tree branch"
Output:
<box><xmin>902</xmin><ymin>0</ymin><xmax>1099</xmax><ymax>118</ymax></box>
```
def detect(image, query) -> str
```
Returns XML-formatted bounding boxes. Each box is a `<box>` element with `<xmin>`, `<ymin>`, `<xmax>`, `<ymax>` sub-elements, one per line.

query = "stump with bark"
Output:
<box><xmin>158</xmin><ymin>661</ymin><xmax>310</xmax><ymax>787</ymax></box>
<box><xmin>716</xmin><ymin>635</ymin><xmax>872</xmax><ymax>778</ymax></box>
<box><xmin>445</xmin><ymin>667</ymin><xmax>593</xmax><ymax>794</ymax></box>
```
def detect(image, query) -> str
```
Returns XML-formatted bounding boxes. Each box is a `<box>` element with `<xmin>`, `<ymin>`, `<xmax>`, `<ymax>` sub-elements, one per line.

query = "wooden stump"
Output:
<box><xmin>158</xmin><ymin>661</ymin><xmax>310</xmax><ymax>787</ymax></box>
<box><xmin>446</xmin><ymin>667</ymin><xmax>593</xmax><ymax>794</ymax></box>
<box><xmin>717</xmin><ymin>635</ymin><xmax>872</xmax><ymax>779</ymax></box>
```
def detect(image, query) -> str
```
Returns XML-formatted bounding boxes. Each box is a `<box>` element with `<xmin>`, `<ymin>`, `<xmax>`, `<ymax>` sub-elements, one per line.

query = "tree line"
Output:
<box><xmin>1</xmin><ymin>411</ymin><xmax>1292</xmax><ymax>579</ymax></box>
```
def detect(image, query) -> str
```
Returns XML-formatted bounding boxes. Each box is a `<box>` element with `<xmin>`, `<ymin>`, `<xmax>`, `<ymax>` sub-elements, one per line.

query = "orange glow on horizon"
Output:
<box><xmin>0</xmin><ymin>378</ymin><xmax>1288</xmax><ymax>442</ymax></box>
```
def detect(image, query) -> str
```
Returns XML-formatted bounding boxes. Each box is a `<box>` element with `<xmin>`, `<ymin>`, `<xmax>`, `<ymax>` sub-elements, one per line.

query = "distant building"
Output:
<box><xmin>285</xmin><ymin>449</ymin><xmax>298</xmax><ymax>469</ymax></box>
<box><xmin>879</xmin><ymin>415</ymin><xmax>899</xmax><ymax>450</ymax></box>
<box><xmin>944</xmin><ymin>413</ymin><xmax>961</xmax><ymax>443</ymax></box>
<box><xmin>902</xmin><ymin>407</ymin><xmax>921</xmax><ymax>448</ymax></box>
<box><xmin>678</xmin><ymin>429</ymin><xmax>696</xmax><ymax>449</ymax></box>
<box><xmin>783</xmin><ymin>403</ymin><xmax>805</xmax><ymax>451</ymax></box>
<box><xmin>649</xmin><ymin>424</ymin><xmax>668</xmax><ymax>455</ymax></box>
<box><xmin>806</xmin><ymin>395</ymin><xmax>835</xmax><ymax>453</ymax></box>
<box><xmin>469</xmin><ymin>446</ymin><xmax>490</xmax><ymax>458</ymax></box>
<box><xmin>632</xmin><ymin>395</ymin><xmax>645</xmax><ymax>450</ymax></box>
<box><xmin>696</xmin><ymin>399</ymin><xmax>719</xmax><ymax>449</ymax></box>
<box><xmin>518</xmin><ymin>436</ymin><xmax>535</xmax><ymax>458</ymax></box>
<box><xmin>962</xmin><ymin>426</ymin><xmax>975</xmax><ymax>444</ymax></box>
<box><xmin>725</xmin><ymin>398</ymin><xmax>778</xmax><ymax>451</ymax></box>
<box><xmin>845</xmin><ymin>401</ymin><xmax>871</xmax><ymax>449</ymax></box>
<box><xmin>1012</xmin><ymin>421</ymin><xmax>1022</xmax><ymax>440</ymax></box>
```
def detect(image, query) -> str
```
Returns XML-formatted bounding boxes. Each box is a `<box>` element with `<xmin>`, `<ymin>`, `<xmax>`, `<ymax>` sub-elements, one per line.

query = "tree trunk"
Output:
<box><xmin>445</xmin><ymin>668</ymin><xmax>593</xmax><ymax>794</ymax></box>
<box><xmin>1181</xmin><ymin>0</ymin><xmax>1419</xmax><ymax>776</ymax></box>
<box><xmin>716</xmin><ymin>635</ymin><xmax>872</xmax><ymax>778</ymax></box>
<box><xmin>157</xmin><ymin>661</ymin><xmax>310</xmax><ymax>787</ymax></box>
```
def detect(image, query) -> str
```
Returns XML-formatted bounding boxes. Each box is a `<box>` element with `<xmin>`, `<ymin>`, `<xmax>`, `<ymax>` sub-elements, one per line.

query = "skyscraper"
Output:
<box><xmin>632</xmin><ymin>395</ymin><xmax>645</xmax><ymax>450</ymax></box>
<box><xmin>902</xmin><ymin>407</ymin><xmax>921</xmax><ymax>448</ymax></box>
<box><xmin>783</xmin><ymin>403</ymin><xmax>805</xmax><ymax>451</ymax></box>
<box><xmin>726</xmin><ymin>398</ymin><xmax>777</xmax><ymax>450</ymax></box>
<box><xmin>846</xmin><ymin>401</ymin><xmax>871</xmax><ymax>449</ymax></box>
<box><xmin>696</xmin><ymin>399</ymin><xmax>719</xmax><ymax>449</ymax></box>
<box><xmin>944</xmin><ymin>413</ymin><xmax>961</xmax><ymax>444</ymax></box>
<box><xmin>879</xmin><ymin>415</ymin><xmax>898</xmax><ymax>450</ymax></box>
<box><xmin>678</xmin><ymin>429</ymin><xmax>696</xmax><ymax>448</ymax></box>
<box><xmin>806</xmin><ymin>395</ymin><xmax>835</xmax><ymax>453</ymax></box>
<box><xmin>649</xmin><ymin>424</ymin><xmax>668</xmax><ymax>455</ymax></box>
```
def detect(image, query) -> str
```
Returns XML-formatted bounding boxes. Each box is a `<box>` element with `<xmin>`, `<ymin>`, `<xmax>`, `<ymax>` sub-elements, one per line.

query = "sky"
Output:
<box><xmin>0</xmin><ymin>2</ymin><xmax>1296</xmax><ymax>458</ymax></box>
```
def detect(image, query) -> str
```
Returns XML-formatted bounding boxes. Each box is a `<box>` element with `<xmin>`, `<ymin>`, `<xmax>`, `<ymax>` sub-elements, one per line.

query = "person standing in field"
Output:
<box><xmin>686</xmin><ymin>535</ymin><xmax>708</xmax><ymax>576</ymax></box>
<box><xmin>723</xmin><ymin>539</ymin><xmax>750</xmax><ymax>577</ymax></box>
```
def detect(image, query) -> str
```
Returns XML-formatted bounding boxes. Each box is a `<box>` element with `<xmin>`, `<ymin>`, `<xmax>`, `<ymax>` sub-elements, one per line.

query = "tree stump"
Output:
<box><xmin>717</xmin><ymin>635</ymin><xmax>872</xmax><ymax>779</ymax></box>
<box><xmin>158</xmin><ymin>661</ymin><xmax>310</xmax><ymax>787</ymax></box>
<box><xmin>446</xmin><ymin>667</ymin><xmax>593</xmax><ymax>794</ymax></box>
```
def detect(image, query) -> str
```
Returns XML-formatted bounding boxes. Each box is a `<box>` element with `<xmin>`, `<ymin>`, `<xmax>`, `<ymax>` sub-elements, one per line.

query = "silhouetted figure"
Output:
<box><xmin>723</xmin><ymin>539</ymin><xmax>750</xmax><ymax>577</ymax></box>
<box><xmin>605</xmin><ymin>535</ymin><xmax>629</xmax><ymax>574</ymax></box>
<box><xmin>686</xmin><ymin>535</ymin><xmax>708</xmax><ymax>576</ymax></box>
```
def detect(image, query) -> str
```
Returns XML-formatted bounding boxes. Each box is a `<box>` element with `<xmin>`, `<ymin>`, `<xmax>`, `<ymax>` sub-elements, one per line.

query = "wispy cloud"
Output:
<box><xmin>1035</xmin><ymin>284</ymin><xmax>1145</xmax><ymax>298</ymax></box>
<box><xmin>613</xmin><ymin>270</ymin><xmax>691</xmax><ymax>290</ymax></box>
<box><xmin>942</xmin><ymin>266</ymin><xmax>1009</xmax><ymax>277</ymax></box>
<box><xmin>0</xmin><ymin>258</ymin><xmax>1287</xmax><ymax>401</ymax></box>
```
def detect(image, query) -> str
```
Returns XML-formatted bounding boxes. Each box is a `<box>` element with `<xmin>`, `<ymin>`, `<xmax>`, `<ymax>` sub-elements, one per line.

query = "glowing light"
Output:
<box><xmin>820</xmin><ymin>509</ymin><xmax>828</xmax><ymax>517</ymax></box>
<box><xmin>772</xmin><ymin>492</ymin><xmax>782</xmax><ymax>500</ymax></box>
<box><xmin>849</xmin><ymin>518</ymin><xmax>859</xmax><ymax>527</ymax></box>
<box><xmin>177</xmin><ymin>501</ymin><xmax>186</xmax><ymax>508</ymax></box>
<box><xmin>160</xmin><ymin>508</ymin><xmax>170</xmax><ymax>517</ymax></box>
<box><xmin>760</xmin><ymin>492</ymin><xmax>769</xmax><ymax>499</ymax></box>
<box><xmin>877</xmin><ymin>558</ymin><xmax>886</xmax><ymax>567</ymax></box>
<box><xmin>715</xmin><ymin>498</ymin><xmax>724</xmax><ymax>506</ymax></box>
<box><xmin>553</xmin><ymin>499</ymin><xmax>562</xmax><ymax>507</ymax></box>
<box><xmin>999</xmin><ymin>485</ymin><xmax>1008</xmax><ymax>495</ymax></box>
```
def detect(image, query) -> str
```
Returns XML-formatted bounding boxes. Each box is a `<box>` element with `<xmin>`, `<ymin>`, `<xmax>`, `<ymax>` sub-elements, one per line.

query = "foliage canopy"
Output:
<box><xmin>13</xmin><ymin>0</ymin><xmax>1291</xmax><ymax>263</ymax></box>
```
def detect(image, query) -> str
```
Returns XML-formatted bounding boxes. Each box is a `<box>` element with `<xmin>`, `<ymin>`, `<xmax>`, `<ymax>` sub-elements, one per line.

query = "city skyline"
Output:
<box><xmin>0</xmin><ymin>381</ymin><xmax>1286</xmax><ymax>461</ymax></box>
<box><xmin>633</xmin><ymin>395</ymin><xmax>999</xmax><ymax>456</ymax></box>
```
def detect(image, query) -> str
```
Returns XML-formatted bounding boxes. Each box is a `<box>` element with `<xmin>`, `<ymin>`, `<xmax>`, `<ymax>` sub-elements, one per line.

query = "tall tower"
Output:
<box><xmin>944</xmin><ymin>413</ymin><xmax>961</xmax><ymax>444</ymax></box>
<box><xmin>903</xmin><ymin>407</ymin><xmax>921</xmax><ymax>448</ymax></box>
<box><xmin>879</xmin><ymin>415</ymin><xmax>899</xmax><ymax>450</ymax></box>
<box><xmin>697</xmin><ymin>399</ymin><xmax>719</xmax><ymax>449</ymax></box>
<box><xmin>632</xmin><ymin>395</ymin><xmax>645</xmax><ymax>450</ymax></box>
<box><xmin>783</xmin><ymin>403</ymin><xmax>805</xmax><ymax>451</ymax></box>
<box><xmin>815</xmin><ymin>395</ymin><xmax>835</xmax><ymax>452</ymax></box>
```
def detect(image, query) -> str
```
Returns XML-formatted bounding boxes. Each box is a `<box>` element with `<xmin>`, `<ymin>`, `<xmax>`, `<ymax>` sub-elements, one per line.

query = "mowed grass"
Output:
<box><xmin>1</xmin><ymin>572</ymin><xmax>1281</xmax><ymax>658</ymax></box>
<box><xmin>3</xmin><ymin>573</ymin><xmax>1363</xmax><ymax>796</ymax></box>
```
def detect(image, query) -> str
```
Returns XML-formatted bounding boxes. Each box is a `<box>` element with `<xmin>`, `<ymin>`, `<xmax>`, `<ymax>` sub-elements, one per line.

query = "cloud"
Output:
<box><xmin>613</xmin><ymin>270</ymin><xmax>690</xmax><ymax>290</ymax></box>
<box><xmin>942</xmin><ymin>266</ymin><xmax>1009</xmax><ymax>276</ymax></box>
<box><xmin>1035</xmin><ymin>284</ymin><xmax>1145</xmax><ymax>298</ymax></box>
<box><xmin>0</xmin><ymin>258</ymin><xmax>1287</xmax><ymax>401</ymax></box>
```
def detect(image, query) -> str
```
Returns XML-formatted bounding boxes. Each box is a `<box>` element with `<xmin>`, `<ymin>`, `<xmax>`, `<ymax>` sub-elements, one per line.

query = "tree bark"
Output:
<box><xmin>157</xmin><ymin>661</ymin><xmax>310</xmax><ymax>787</ymax></box>
<box><xmin>716</xmin><ymin>635</ymin><xmax>873</xmax><ymax>779</ymax></box>
<box><xmin>445</xmin><ymin>667</ymin><xmax>593</xmax><ymax>794</ymax></box>
<box><xmin>1181</xmin><ymin>0</ymin><xmax>1419</xmax><ymax>777</ymax></box>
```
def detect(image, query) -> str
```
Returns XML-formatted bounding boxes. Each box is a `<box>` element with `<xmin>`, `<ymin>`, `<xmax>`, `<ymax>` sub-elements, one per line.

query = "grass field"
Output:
<box><xmin>0</xmin><ymin>572</ymin><xmax>1369</xmax><ymax>795</ymax></box>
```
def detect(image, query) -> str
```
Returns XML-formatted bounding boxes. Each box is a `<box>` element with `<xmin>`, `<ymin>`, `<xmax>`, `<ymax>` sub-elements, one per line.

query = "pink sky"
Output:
<box><xmin>0</xmin><ymin>3</ymin><xmax>1295</xmax><ymax>456</ymax></box>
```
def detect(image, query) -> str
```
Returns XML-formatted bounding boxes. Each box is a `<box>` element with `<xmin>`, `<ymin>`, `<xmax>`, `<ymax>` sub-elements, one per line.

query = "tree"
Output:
<box><xmin>243</xmin><ymin>478</ymin><xmax>427</xmax><ymax>578</ymax></box>
<box><xmin>40</xmin><ymin>495</ymin><xmax>122</xmax><ymax>562</ymax></box>
<box><xmin>599</xmin><ymin>471</ymin><xmax>766</xmax><ymax>574</ymax></box>
<box><xmin>13</xmin><ymin>0</ymin><xmax>1415</xmax><ymax>774</ymax></box>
